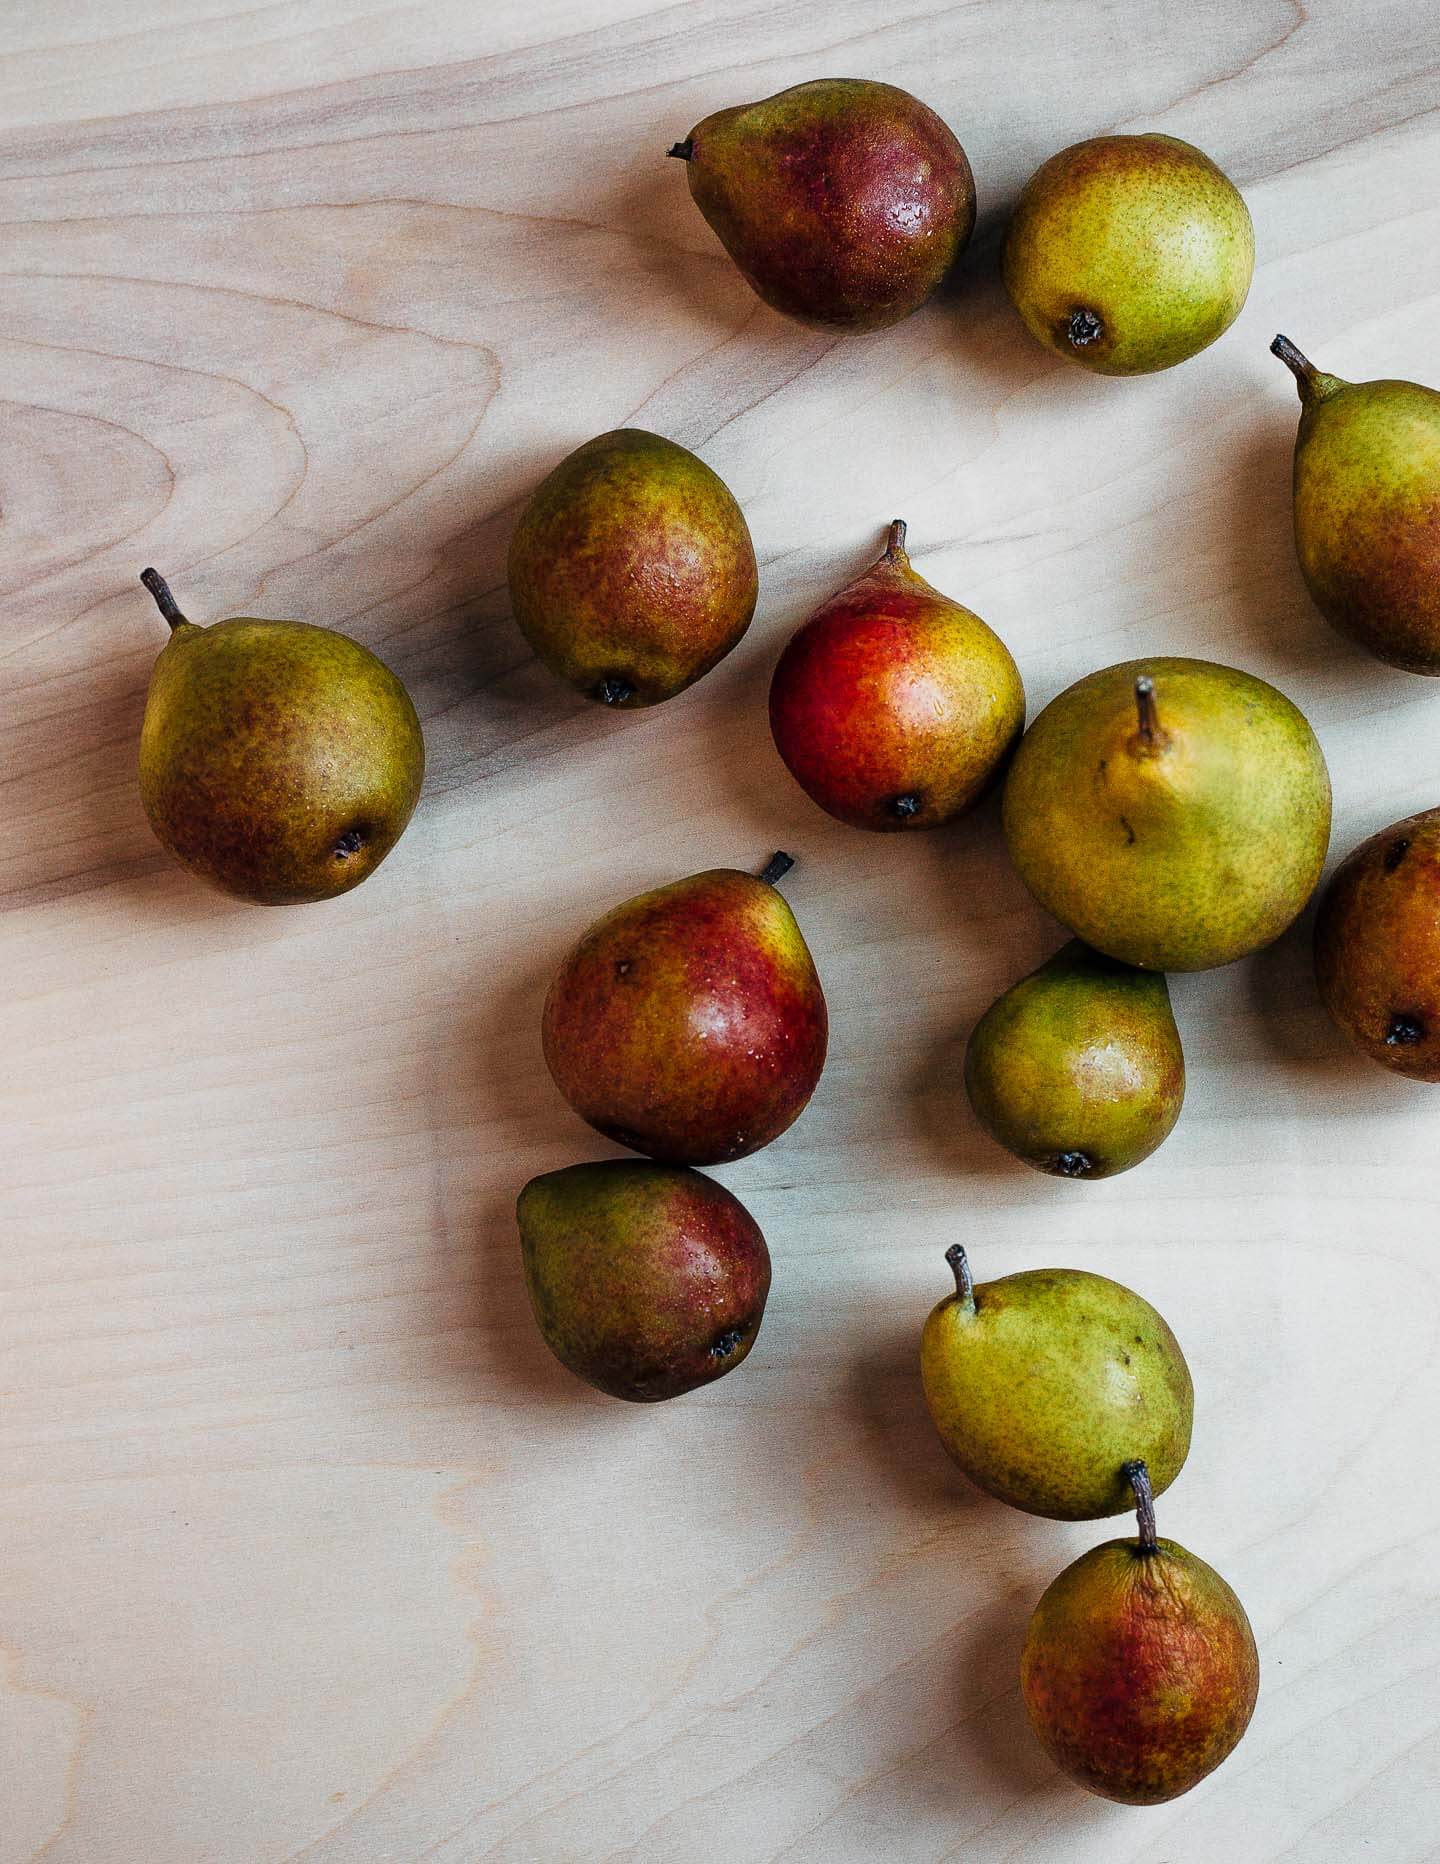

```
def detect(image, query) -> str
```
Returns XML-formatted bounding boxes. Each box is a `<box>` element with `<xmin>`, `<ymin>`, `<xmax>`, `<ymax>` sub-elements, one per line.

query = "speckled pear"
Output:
<box><xmin>1021</xmin><ymin>1462</ymin><xmax>1260</xmax><ymax>1804</ymax></box>
<box><xmin>1273</xmin><ymin>335</ymin><xmax>1440</xmax><ymax>672</ymax></box>
<box><xmin>1002</xmin><ymin>658</ymin><xmax>1331</xmax><ymax>970</ymax></box>
<box><xmin>541</xmin><ymin>854</ymin><xmax>828</xmax><ymax>1165</ymax></box>
<box><xmin>919</xmin><ymin>1246</ymin><xmax>1192</xmax><ymax>1520</ymax></box>
<box><xmin>136</xmin><ymin>569</ymin><xmax>424</xmax><ymax>905</ymax></box>
<box><xmin>1003</xmin><ymin>134</ymin><xmax>1253</xmax><ymax>374</ymax></box>
<box><xmin>517</xmin><ymin>1161</ymin><xmax>770</xmax><ymax>1402</ymax></box>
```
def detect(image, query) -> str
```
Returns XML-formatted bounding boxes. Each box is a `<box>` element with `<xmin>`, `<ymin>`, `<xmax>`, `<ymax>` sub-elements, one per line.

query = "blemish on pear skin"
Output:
<box><xmin>1384</xmin><ymin>837</ymin><xmax>1410</xmax><ymax>872</ymax></box>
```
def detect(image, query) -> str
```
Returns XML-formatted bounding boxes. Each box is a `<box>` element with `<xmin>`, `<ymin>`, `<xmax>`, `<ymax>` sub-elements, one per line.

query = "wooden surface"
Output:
<box><xmin>4</xmin><ymin>2</ymin><xmax>1440</xmax><ymax>1858</ymax></box>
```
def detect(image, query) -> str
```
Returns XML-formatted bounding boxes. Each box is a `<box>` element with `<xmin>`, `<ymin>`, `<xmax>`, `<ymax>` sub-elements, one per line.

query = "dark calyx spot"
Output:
<box><xmin>710</xmin><ymin>1327</ymin><xmax>745</xmax><ymax>1360</ymax></box>
<box><xmin>1054</xmin><ymin>1150</ymin><xmax>1093</xmax><ymax>1178</ymax></box>
<box><xmin>1066</xmin><ymin>308</ymin><xmax>1104</xmax><ymax>348</ymax></box>
<box><xmin>1385</xmin><ymin>1012</ymin><xmax>1426</xmax><ymax>1047</ymax></box>
<box><xmin>889</xmin><ymin>793</ymin><xmax>922</xmax><ymax>819</ymax></box>
<box><xmin>597</xmin><ymin>676</ymin><xmax>636</xmax><ymax>706</ymax></box>
<box><xmin>333</xmin><ymin>828</ymin><xmax>366</xmax><ymax>860</ymax></box>
<box><xmin>1385</xmin><ymin>838</ymin><xmax>1411</xmax><ymax>872</ymax></box>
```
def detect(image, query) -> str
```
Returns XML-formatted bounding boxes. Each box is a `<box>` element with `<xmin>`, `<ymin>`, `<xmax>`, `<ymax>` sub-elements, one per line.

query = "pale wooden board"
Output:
<box><xmin>4</xmin><ymin>2</ymin><xmax>1440</xmax><ymax>1858</ymax></box>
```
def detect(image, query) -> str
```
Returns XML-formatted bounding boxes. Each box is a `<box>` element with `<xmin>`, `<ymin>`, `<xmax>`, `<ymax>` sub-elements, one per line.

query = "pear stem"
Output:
<box><xmin>884</xmin><ymin>518</ymin><xmax>908</xmax><ymax>560</ymax></box>
<box><xmin>140</xmin><ymin>567</ymin><xmax>189</xmax><ymax>631</ymax></box>
<box><xmin>759</xmin><ymin>851</ymin><xmax>795</xmax><ymax>888</ymax></box>
<box><xmin>1134</xmin><ymin>676</ymin><xmax>1159</xmax><ymax>748</ymax></box>
<box><xmin>1124</xmin><ymin>1459</ymin><xmax>1158</xmax><ymax>1553</ymax></box>
<box><xmin>945</xmin><ymin>1243</ymin><xmax>976</xmax><ymax>1312</ymax></box>
<box><xmin>667</xmin><ymin>139</ymin><xmax>693</xmax><ymax>161</ymax></box>
<box><xmin>1270</xmin><ymin>333</ymin><xmax>1321</xmax><ymax>402</ymax></box>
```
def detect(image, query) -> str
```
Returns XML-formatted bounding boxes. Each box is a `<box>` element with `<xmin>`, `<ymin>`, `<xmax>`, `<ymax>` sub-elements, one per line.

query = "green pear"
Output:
<box><xmin>1314</xmin><ymin>805</ymin><xmax>1440</xmax><ymax>1078</ymax></box>
<box><xmin>507</xmin><ymin>429</ymin><xmax>757</xmax><ymax>707</ymax></box>
<box><xmin>542</xmin><ymin>853</ymin><xmax>828</xmax><ymax>1165</ymax></box>
<box><xmin>965</xmin><ymin>941</ymin><xmax>1184</xmax><ymax>1178</ymax></box>
<box><xmin>137</xmin><ymin>569</ymin><xmax>424</xmax><ymax>905</ymax></box>
<box><xmin>1272</xmin><ymin>335</ymin><xmax>1440</xmax><ymax>672</ymax></box>
<box><xmin>517</xmin><ymin>1161</ymin><xmax>770</xmax><ymax>1401</ymax></box>
<box><xmin>1003</xmin><ymin>134</ymin><xmax>1253</xmax><ymax>374</ymax></box>
<box><xmin>919</xmin><ymin>1246</ymin><xmax>1192</xmax><ymax>1520</ymax></box>
<box><xmin>670</xmin><ymin>80</ymin><xmax>975</xmax><ymax>332</ymax></box>
<box><xmin>1021</xmin><ymin>1461</ymin><xmax>1260</xmax><ymax>1804</ymax></box>
<box><xmin>1002</xmin><ymin>658</ymin><xmax>1331</xmax><ymax>970</ymax></box>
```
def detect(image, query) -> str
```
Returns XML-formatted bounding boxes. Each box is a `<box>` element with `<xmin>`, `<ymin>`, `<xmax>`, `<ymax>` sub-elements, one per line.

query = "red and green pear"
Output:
<box><xmin>768</xmin><ymin>520</ymin><xmax>1024</xmax><ymax>831</ymax></box>
<box><xmin>517</xmin><ymin>1161</ymin><xmax>770</xmax><ymax>1402</ymax></box>
<box><xmin>1273</xmin><ymin>335</ymin><xmax>1440</xmax><ymax>672</ymax></box>
<box><xmin>670</xmin><ymin>79</ymin><xmax>975</xmax><ymax>332</ymax></box>
<box><xmin>507</xmin><ymin>429</ymin><xmax>757</xmax><ymax>708</ymax></box>
<box><xmin>542</xmin><ymin>854</ymin><xmax>828</xmax><ymax>1165</ymax></box>
<box><xmin>1021</xmin><ymin>1462</ymin><xmax>1260</xmax><ymax>1804</ymax></box>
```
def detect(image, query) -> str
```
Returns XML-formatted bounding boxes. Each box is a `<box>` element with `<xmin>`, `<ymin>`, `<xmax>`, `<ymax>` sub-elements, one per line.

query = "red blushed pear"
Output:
<box><xmin>768</xmin><ymin>521</ymin><xmax>1025</xmax><ymax>831</ymax></box>
<box><xmin>1021</xmin><ymin>1462</ymin><xmax>1260</xmax><ymax>1806</ymax></box>
<box><xmin>670</xmin><ymin>79</ymin><xmax>975</xmax><ymax>332</ymax></box>
<box><xmin>516</xmin><ymin>1161</ymin><xmax>770</xmax><ymax>1402</ymax></box>
<box><xmin>541</xmin><ymin>853</ymin><xmax>828</xmax><ymax>1165</ymax></box>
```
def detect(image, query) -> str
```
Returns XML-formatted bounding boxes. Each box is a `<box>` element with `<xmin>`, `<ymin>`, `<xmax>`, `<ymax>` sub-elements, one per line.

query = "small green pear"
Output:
<box><xmin>1021</xmin><ymin>1461</ymin><xmax>1260</xmax><ymax>1804</ymax></box>
<box><xmin>137</xmin><ymin>569</ymin><xmax>424</xmax><ymax>904</ymax></box>
<box><xmin>517</xmin><ymin>1161</ymin><xmax>770</xmax><ymax>1402</ymax></box>
<box><xmin>965</xmin><ymin>941</ymin><xmax>1184</xmax><ymax>1178</ymax></box>
<box><xmin>1002</xmin><ymin>658</ymin><xmax>1331</xmax><ymax>971</ymax></box>
<box><xmin>1003</xmin><ymin>134</ymin><xmax>1253</xmax><ymax>374</ymax></box>
<box><xmin>919</xmin><ymin>1245</ymin><xmax>1192</xmax><ymax>1520</ymax></box>
<box><xmin>1272</xmin><ymin>335</ymin><xmax>1440</xmax><ymax>672</ymax></box>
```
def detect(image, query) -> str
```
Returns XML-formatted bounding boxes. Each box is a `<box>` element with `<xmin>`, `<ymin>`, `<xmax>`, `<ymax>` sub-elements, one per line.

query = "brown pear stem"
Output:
<box><xmin>759</xmin><ymin>851</ymin><xmax>795</xmax><ymax>888</ymax></box>
<box><xmin>945</xmin><ymin>1243</ymin><xmax>976</xmax><ymax>1313</ymax></box>
<box><xmin>1270</xmin><ymin>333</ymin><xmax>1321</xmax><ymax>402</ymax></box>
<box><xmin>667</xmin><ymin>139</ymin><xmax>694</xmax><ymax>161</ymax></box>
<box><xmin>140</xmin><ymin>567</ymin><xmax>190</xmax><ymax>631</ymax></box>
<box><xmin>1124</xmin><ymin>1459</ymin><xmax>1159</xmax><ymax>1553</ymax></box>
<box><xmin>884</xmin><ymin>518</ymin><xmax>908</xmax><ymax>561</ymax></box>
<box><xmin>1134</xmin><ymin>676</ymin><xmax>1159</xmax><ymax>748</ymax></box>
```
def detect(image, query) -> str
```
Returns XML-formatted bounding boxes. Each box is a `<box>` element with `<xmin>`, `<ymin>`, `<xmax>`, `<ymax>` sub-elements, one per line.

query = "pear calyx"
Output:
<box><xmin>597</xmin><ymin>676</ymin><xmax>637</xmax><ymax>706</ymax></box>
<box><xmin>140</xmin><ymin>567</ymin><xmax>193</xmax><ymax>633</ymax></box>
<box><xmin>1123</xmin><ymin>1458</ymin><xmax>1159</xmax><ymax>1553</ymax></box>
<box><xmin>1067</xmin><ymin>308</ymin><xmax>1104</xmax><ymax>349</ymax></box>
<box><xmin>758</xmin><ymin>850</ymin><xmax>795</xmax><ymax>888</ymax></box>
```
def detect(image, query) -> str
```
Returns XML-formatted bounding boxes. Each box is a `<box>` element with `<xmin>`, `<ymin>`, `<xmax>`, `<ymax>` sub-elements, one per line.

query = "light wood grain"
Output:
<box><xmin>4</xmin><ymin>3</ymin><xmax>1440</xmax><ymax>1858</ymax></box>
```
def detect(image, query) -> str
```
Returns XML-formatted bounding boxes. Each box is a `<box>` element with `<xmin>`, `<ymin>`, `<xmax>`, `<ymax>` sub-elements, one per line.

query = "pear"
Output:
<box><xmin>670</xmin><ymin>79</ymin><xmax>975</xmax><ymax>332</ymax></box>
<box><xmin>136</xmin><ymin>569</ymin><xmax>424</xmax><ymax>904</ymax></box>
<box><xmin>516</xmin><ymin>1161</ymin><xmax>770</xmax><ymax>1401</ymax></box>
<box><xmin>919</xmin><ymin>1246</ymin><xmax>1192</xmax><ymax>1520</ymax></box>
<box><xmin>1314</xmin><ymin>806</ymin><xmax>1440</xmax><ymax>1078</ymax></box>
<box><xmin>507</xmin><ymin>429</ymin><xmax>757</xmax><ymax>707</ymax></box>
<box><xmin>1002</xmin><ymin>658</ymin><xmax>1331</xmax><ymax>970</ymax></box>
<box><xmin>768</xmin><ymin>520</ymin><xmax>1024</xmax><ymax>830</ymax></box>
<box><xmin>1021</xmin><ymin>1461</ymin><xmax>1260</xmax><ymax>1804</ymax></box>
<box><xmin>965</xmin><ymin>941</ymin><xmax>1184</xmax><ymax>1178</ymax></box>
<box><xmin>1003</xmin><ymin>134</ymin><xmax>1253</xmax><ymax>374</ymax></box>
<box><xmin>542</xmin><ymin>853</ymin><xmax>828</xmax><ymax>1165</ymax></box>
<box><xmin>1272</xmin><ymin>335</ymin><xmax>1440</xmax><ymax>672</ymax></box>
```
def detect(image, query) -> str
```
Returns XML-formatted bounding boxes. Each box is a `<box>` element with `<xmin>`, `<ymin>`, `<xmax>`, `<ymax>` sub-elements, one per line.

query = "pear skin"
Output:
<box><xmin>508</xmin><ymin>429</ymin><xmax>757</xmax><ymax>707</ymax></box>
<box><xmin>1273</xmin><ymin>335</ymin><xmax>1440</xmax><ymax>672</ymax></box>
<box><xmin>1002</xmin><ymin>658</ymin><xmax>1331</xmax><ymax>970</ymax></box>
<box><xmin>919</xmin><ymin>1247</ymin><xmax>1192</xmax><ymax>1520</ymax></box>
<box><xmin>1021</xmin><ymin>1463</ymin><xmax>1260</xmax><ymax>1804</ymax></box>
<box><xmin>1003</xmin><ymin>135</ymin><xmax>1253</xmax><ymax>374</ymax></box>
<box><xmin>542</xmin><ymin>854</ymin><xmax>828</xmax><ymax>1165</ymax></box>
<box><xmin>965</xmin><ymin>941</ymin><xmax>1184</xmax><ymax>1177</ymax></box>
<box><xmin>517</xmin><ymin>1161</ymin><xmax>770</xmax><ymax>1401</ymax></box>
<box><xmin>137</xmin><ymin>570</ymin><xmax>424</xmax><ymax>905</ymax></box>
<box><xmin>1314</xmin><ymin>805</ymin><xmax>1440</xmax><ymax>1078</ymax></box>
<box><xmin>671</xmin><ymin>80</ymin><xmax>975</xmax><ymax>332</ymax></box>
<box><xmin>768</xmin><ymin>520</ymin><xmax>1024</xmax><ymax>830</ymax></box>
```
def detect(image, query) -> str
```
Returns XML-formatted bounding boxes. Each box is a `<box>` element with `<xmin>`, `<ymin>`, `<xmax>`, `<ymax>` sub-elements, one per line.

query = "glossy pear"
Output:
<box><xmin>1021</xmin><ymin>1462</ymin><xmax>1260</xmax><ymax>1804</ymax></box>
<box><xmin>768</xmin><ymin>520</ymin><xmax>1024</xmax><ymax>830</ymax></box>
<box><xmin>542</xmin><ymin>854</ymin><xmax>828</xmax><ymax>1165</ymax></box>
<box><xmin>920</xmin><ymin>1246</ymin><xmax>1192</xmax><ymax>1520</ymax></box>
<box><xmin>136</xmin><ymin>569</ymin><xmax>423</xmax><ymax>905</ymax></box>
